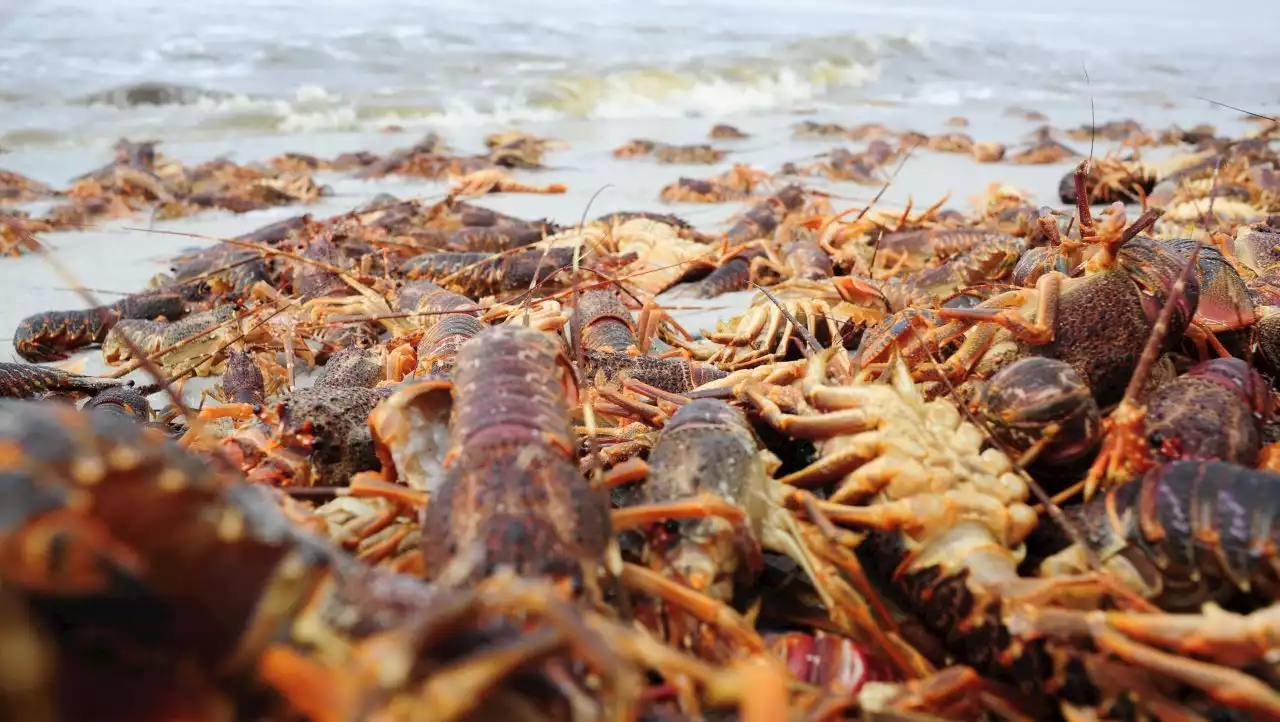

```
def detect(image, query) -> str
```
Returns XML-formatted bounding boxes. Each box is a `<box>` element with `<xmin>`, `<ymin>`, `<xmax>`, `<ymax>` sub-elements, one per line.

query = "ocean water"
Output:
<box><xmin>1</xmin><ymin>0</ymin><xmax>1278</xmax><ymax>147</ymax></box>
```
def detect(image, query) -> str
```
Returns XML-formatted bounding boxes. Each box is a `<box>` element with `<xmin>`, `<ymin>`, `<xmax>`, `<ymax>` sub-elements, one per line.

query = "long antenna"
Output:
<box><xmin>8</xmin><ymin>216</ymin><xmax>196</xmax><ymax>426</ymax></box>
<box><xmin>1195</xmin><ymin>97</ymin><xmax>1279</xmax><ymax>124</ymax></box>
<box><xmin>749</xmin><ymin>281</ymin><xmax>823</xmax><ymax>358</ymax></box>
<box><xmin>1082</xmin><ymin>62</ymin><xmax>1097</xmax><ymax>173</ymax></box>
<box><xmin>566</xmin><ymin>184</ymin><xmax>613</xmax><ymax>493</ymax></box>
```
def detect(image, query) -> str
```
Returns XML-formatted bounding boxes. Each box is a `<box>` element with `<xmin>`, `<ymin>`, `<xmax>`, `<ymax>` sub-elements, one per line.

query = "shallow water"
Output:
<box><xmin>1</xmin><ymin>0</ymin><xmax>1277</xmax><ymax>146</ymax></box>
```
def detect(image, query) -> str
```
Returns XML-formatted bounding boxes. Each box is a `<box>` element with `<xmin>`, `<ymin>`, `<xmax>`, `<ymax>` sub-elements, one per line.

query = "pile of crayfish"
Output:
<box><xmin>2</xmin><ymin>114</ymin><xmax>1280</xmax><ymax>722</ymax></box>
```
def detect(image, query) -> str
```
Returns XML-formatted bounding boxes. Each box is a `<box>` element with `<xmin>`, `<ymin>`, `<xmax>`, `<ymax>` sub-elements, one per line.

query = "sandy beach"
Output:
<box><xmin>0</xmin><ymin>100</ymin><xmax>1260</xmax><ymax>399</ymax></box>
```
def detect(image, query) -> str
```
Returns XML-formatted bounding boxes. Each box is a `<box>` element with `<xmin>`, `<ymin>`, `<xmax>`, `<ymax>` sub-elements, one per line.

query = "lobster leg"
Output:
<box><xmin>706</xmin><ymin>306</ymin><xmax>766</xmax><ymax>347</ymax></box>
<box><xmin>195</xmin><ymin>402</ymin><xmax>257</xmax><ymax>421</ymax></box>
<box><xmin>813</xmin><ymin>491</ymin><xmax>1035</xmax><ymax>548</ymax></box>
<box><xmin>936</xmin><ymin>271</ymin><xmax>1061</xmax><ymax>345</ymax></box>
<box><xmin>256</xmin><ymin>645</ymin><xmax>366</xmax><ymax>722</ymax></box>
<box><xmin>855</xmin><ymin>309</ymin><xmax>968</xmax><ymax>368</ymax></box>
<box><xmin>635</xmin><ymin>299</ymin><xmax>692</xmax><ymax>355</ymax></box>
<box><xmin>579</xmin><ymin>441</ymin><xmax>650</xmax><ymax>477</ymax></box>
<box><xmin>866</xmin><ymin>666</ymin><xmax>1030</xmax><ymax>722</ymax></box>
<box><xmin>1091</xmin><ymin>622</ymin><xmax>1280</xmax><ymax>718</ymax></box>
<box><xmin>356</xmin><ymin>526</ymin><xmax>414</xmax><ymax>566</ymax></box>
<box><xmin>739</xmin><ymin>384</ymin><xmax>876</xmax><ymax>440</ymax></box>
<box><xmin>600</xmin><ymin>456</ymin><xmax>649</xmax><ymax>488</ymax></box>
<box><xmin>779</xmin><ymin>436</ymin><xmax>886</xmax><ymax>490</ymax></box>
<box><xmin>748</xmin><ymin>256</ymin><xmax>787</xmax><ymax>286</ymax></box>
<box><xmin>728</xmin><ymin>657</ymin><xmax>791</xmax><ymax>722</ymax></box>
<box><xmin>909</xmin><ymin>322</ymin><xmax>1000</xmax><ymax>384</ymax></box>
<box><xmin>415</xmin><ymin>628</ymin><xmax>564</xmax><ymax>722</ymax></box>
<box><xmin>619</xmin><ymin>562</ymin><xmax>766</xmax><ymax>654</ymax></box>
<box><xmin>1003</xmin><ymin>605</ymin><xmax>1280</xmax><ymax>716</ymax></box>
<box><xmin>1092</xmin><ymin>603</ymin><xmax>1280</xmax><ymax>668</ymax></box>
<box><xmin>611</xmin><ymin>494</ymin><xmax>747</xmax><ymax>531</ymax></box>
<box><xmin>635</xmin><ymin>300</ymin><xmax>662</xmax><ymax>355</ymax></box>
<box><xmin>1081</xmin><ymin>398</ymin><xmax>1149</xmax><ymax>501</ymax></box>
<box><xmin>721</xmin><ymin>348</ymin><xmax>780</xmax><ymax>371</ymax></box>
<box><xmin>383</xmin><ymin>345</ymin><xmax>416</xmax><ymax>384</ymax></box>
<box><xmin>761</xmin><ymin>514</ymin><xmax>930</xmax><ymax>680</ymax></box>
<box><xmin>595</xmin><ymin>387</ymin><xmax>667</xmax><ymax>426</ymax></box>
<box><xmin>790</xmin><ymin>521</ymin><xmax>934</xmax><ymax>679</ymax></box>
<box><xmin>623</xmin><ymin>378</ymin><xmax>691</xmax><ymax>408</ymax></box>
<box><xmin>766</xmin><ymin>304</ymin><xmax>792</xmax><ymax>358</ymax></box>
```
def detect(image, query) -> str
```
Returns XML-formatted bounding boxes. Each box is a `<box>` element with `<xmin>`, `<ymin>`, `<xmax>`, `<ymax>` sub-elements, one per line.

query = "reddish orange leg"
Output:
<box><xmin>410</xmin><ymin>628</ymin><xmax>566</xmax><ymax>722</ymax></box>
<box><xmin>619</xmin><ymin>563</ymin><xmax>766</xmax><ymax>654</ymax></box>
<box><xmin>909</xmin><ymin>323</ymin><xmax>999</xmax><ymax>384</ymax></box>
<box><xmin>729</xmin><ymin>656</ymin><xmax>791</xmax><ymax>722</ymax></box>
<box><xmin>1083</xmin><ymin>399</ymin><xmax>1151</xmax><ymax>501</ymax></box>
<box><xmin>622</xmin><ymin>378</ymin><xmax>690</xmax><ymax>408</ymax></box>
<box><xmin>347</xmin><ymin>473</ymin><xmax>430</xmax><ymax>508</ymax></box>
<box><xmin>1091</xmin><ymin>623</ymin><xmax>1280</xmax><ymax>719</ymax></box>
<box><xmin>658</xmin><ymin>347</ymin><xmax>691</xmax><ymax>360</ymax></box>
<box><xmin>1258</xmin><ymin>441</ymin><xmax>1280</xmax><ymax>472</ymax></box>
<box><xmin>256</xmin><ymin>646</ymin><xmax>362</xmax><ymax>722</ymax></box>
<box><xmin>738</xmin><ymin>384</ymin><xmax>873</xmax><ymax>442</ymax></box>
<box><xmin>854</xmin><ymin>309</ymin><xmax>958</xmax><ymax>368</ymax></box>
<box><xmin>601</xmin><ymin>456</ymin><xmax>649</xmax><ymax>488</ymax></box>
<box><xmin>611</xmin><ymin>493</ymin><xmax>747</xmax><ymax>532</ymax></box>
<box><xmin>595</xmin><ymin>387</ymin><xmax>667</xmax><ymax>426</ymax></box>
<box><xmin>937</xmin><ymin>272</ymin><xmax>1061</xmax><ymax>345</ymax></box>
<box><xmin>1186</xmin><ymin>322</ymin><xmax>1232</xmax><ymax>359</ymax></box>
<box><xmin>178</xmin><ymin>402</ymin><xmax>261</xmax><ymax>445</ymax></box>
<box><xmin>635</xmin><ymin>299</ymin><xmax>693</xmax><ymax>354</ymax></box>
<box><xmin>196</xmin><ymin>402</ymin><xmax>257</xmax><ymax>421</ymax></box>
<box><xmin>876</xmin><ymin>666</ymin><xmax>996</xmax><ymax>720</ymax></box>
<box><xmin>356</xmin><ymin>526</ymin><xmax>413</xmax><ymax>564</ymax></box>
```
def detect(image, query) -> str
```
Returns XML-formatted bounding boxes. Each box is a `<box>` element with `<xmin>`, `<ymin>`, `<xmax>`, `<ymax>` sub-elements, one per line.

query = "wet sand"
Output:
<box><xmin>0</xmin><ymin>103</ymin><xmax>1257</xmax><ymax>401</ymax></box>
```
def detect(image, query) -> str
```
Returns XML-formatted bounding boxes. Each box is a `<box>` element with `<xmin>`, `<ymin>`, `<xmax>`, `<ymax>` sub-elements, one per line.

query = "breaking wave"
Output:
<box><xmin>56</xmin><ymin>59</ymin><xmax>882</xmax><ymax>134</ymax></box>
<box><xmin>0</xmin><ymin>30</ymin><xmax>898</xmax><ymax>145</ymax></box>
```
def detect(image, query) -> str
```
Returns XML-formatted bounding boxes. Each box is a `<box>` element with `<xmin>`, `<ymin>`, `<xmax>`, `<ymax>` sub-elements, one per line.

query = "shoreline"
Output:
<box><xmin>0</xmin><ymin>103</ymin><xmax>1262</xmax><ymax>400</ymax></box>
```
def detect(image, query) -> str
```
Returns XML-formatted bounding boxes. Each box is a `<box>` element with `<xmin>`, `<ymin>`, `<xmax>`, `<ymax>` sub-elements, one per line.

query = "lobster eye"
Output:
<box><xmin>1147</xmin><ymin>431</ymin><xmax>1165</xmax><ymax>448</ymax></box>
<box><xmin>663</xmin><ymin>519</ymin><xmax>681</xmax><ymax>535</ymax></box>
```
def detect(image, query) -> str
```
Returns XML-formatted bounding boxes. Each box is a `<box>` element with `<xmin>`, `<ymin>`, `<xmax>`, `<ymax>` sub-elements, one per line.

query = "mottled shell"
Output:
<box><xmin>973</xmin><ymin>357</ymin><xmax>1101</xmax><ymax>464</ymax></box>
<box><xmin>1144</xmin><ymin>358</ymin><xmax>1269</xmax><ymax>466</ymax></box>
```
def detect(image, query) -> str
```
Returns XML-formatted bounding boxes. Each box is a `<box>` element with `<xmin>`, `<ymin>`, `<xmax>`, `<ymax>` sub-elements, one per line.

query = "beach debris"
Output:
<box><xmin>709</xmin><ymin>123</ymin><xmax>749</xmax><ymax>139</ymax></box>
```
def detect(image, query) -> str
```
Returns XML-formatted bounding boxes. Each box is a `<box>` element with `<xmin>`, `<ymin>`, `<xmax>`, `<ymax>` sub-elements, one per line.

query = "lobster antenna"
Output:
<box><xmin>866</xmin><ymin>146</ymin><xmax>917</xmax><ymax>274</ymax></box>
<box><xmin>1122</xmin><ymin>244</ymin><xmax>1198</xmax><ymax>412</ymax></box>
<box><xmin>1083</xmin><ymin>241</ymin><xmax>1199</xmax><ymax>499</ymax></box>
<box><xmin>153</xmin><ymin>299</ymin><xmax>299</xmax><ymax>392</ymax></box>
<box><xmin>523</xmin><ymin>183</ymin><xmax>612</xmax><ymax>328</ymax></box>
<box><xmin>564</xmin><ymin>184</ymin><xmax>613</xmax><ymax>492</ymax></box>
<box><xmin>9</xmin><ymin>216</ymin><xmax>196</xmax><ymax>427</ymax></box>
<box><xmin>1194</xmin><ymin>97</ymin><xmax>1279</xmax><ymax>124</ymax></box>
<box><xmin>1195</xmin><ymin>156</ymin><xmax>1226</xmax><ymax>231</ymax></box>
<box><xmin>102</xmin><ymin>302</ymin><xmax>259</xmax><ymax>379</ymax></box>
<box><xmin>1082</xmin><ymin>61</ymin><xmax>1096</xmax><ymax>174</ymax></box>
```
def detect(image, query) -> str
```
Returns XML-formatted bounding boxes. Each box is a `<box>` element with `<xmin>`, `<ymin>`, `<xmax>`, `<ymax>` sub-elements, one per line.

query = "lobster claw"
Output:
<box><xmin>832</xmin><ymin>275</ymin><xmax>890</xmax><ymax>314</ymax></box>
